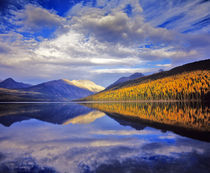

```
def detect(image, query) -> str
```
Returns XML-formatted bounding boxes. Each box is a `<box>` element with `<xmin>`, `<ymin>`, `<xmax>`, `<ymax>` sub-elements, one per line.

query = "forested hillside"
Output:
<box><xmin>81</xmin><ymin>60</ymin><xmax>210</xmax><ymax>101</ymax></box>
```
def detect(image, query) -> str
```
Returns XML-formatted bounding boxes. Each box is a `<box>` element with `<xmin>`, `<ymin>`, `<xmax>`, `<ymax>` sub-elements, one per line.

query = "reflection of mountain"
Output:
<box><xmin>0</xmin><ymin>103</ymin><xmax>100</xmax><ymax>126</ymax></box>
<box><xmin>63</xmin><ymin>111</ymin><xmax>105</xmax><ymax>125</ymax></box>
<box><xmin>82</xmin><ymin>102</ymin><xmax>210</xmax><ymax>142</ymax></box>
<box><xmin>104</xmin><ymin>113</ymin><xmax>146</xmax><ymax>130</ymax></box>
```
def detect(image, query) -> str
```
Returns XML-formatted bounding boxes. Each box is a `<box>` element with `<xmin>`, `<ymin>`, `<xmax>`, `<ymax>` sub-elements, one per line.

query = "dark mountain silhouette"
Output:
<box><xmin>106</xmin><ymin>72</ymin><xmax>144</xmax><ymax>89</ymax></box>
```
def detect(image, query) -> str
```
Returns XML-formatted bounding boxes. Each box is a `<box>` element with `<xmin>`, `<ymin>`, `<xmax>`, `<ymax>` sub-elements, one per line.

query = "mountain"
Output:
<box><xmin>0</xmin><ymin>78</ymin><xmax>32</xmax><ymax>89</ymax></box>
<box><xmin>70</xmin><ymin>80</ymin><xmax>104</xmax><ymax>92</ymax></box>
<box><xmin>24</xmin><ymin>79</ymin><xmax>94</xmax><ymax>101</ymax></box>
<box><xmin>0</xmin><ymin>78</ymin><xmax>104</xmax><ymax>101</ymax></box>
<box><xmin>81</xmin><ymin>59</ymin><xmax>210</xmax><ymax>101</ymax></box>
<box><xmin>106</xmin><ymin>72</ymin><xmax>144</xmax><ymax>89</ymax></box>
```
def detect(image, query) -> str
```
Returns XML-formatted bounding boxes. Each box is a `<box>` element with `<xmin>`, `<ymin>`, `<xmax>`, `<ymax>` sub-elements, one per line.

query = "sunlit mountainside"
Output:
<box><xmin>81</xmin><ymin>59</ymin><xmax>210</xmax><ymax>101</ymax></box>
<box><xmin>67</xmin><ymin>79</ymin><xmax>105</xmax><ymax>92</ymax></box>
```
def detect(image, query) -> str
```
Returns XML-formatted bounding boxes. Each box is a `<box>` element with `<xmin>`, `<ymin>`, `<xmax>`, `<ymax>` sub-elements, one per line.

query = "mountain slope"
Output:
<box><xmin>0</xmin><ymin>78</ymin><xmax>32</xmax><ymax>89</ymax></box>
<box><xmin>107</xmin><ymin>72</ymin><xmax>144</xmax><ymax>89</ymax></box>
<box><xmin>66</xmin><ymin>79</ymin><xmax>104</xmax><ymax>92</ymax></box>
<box><xmin>81</xmin><ymin>59</ymin><xmax>210</xmax><ymax>101</ymax></box>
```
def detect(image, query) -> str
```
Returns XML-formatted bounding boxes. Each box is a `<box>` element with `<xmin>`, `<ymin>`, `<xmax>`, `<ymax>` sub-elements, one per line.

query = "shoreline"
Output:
<box><xmin>0</xmin><ymin>99</ymin><xmax>208</xmax><ymax>104</ymax></box>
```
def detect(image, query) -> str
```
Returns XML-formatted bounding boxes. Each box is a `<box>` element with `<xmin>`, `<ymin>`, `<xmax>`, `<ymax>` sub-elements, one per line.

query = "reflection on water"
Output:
<box><xmin>82</xmin><ymin>102</ymin><xmax>210</xmax><ymax>141</ymax></box>
<box><xmin>0</xmin><ymin>102</ymin><xmax>209</xmax><ymax>173</ymax></box>
<box><xmin>0</xmin><ymin>103</ymin><xmax>98</xmax><ymax>126</ymax></box>
<box><xmin>82</xmin><ymin>102</ymin><xmax>210</xmax><ymax>131</ymax></box>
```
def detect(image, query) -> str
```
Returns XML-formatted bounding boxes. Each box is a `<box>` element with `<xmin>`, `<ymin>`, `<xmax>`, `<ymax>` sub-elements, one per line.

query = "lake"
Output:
<box><xmin>0</xmin><ymin>102</ymin><xmax>209</xmax><ymax>173</ymax></box>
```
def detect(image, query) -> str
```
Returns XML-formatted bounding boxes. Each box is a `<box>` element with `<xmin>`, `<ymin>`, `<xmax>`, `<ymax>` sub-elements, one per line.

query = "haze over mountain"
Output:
<box><xmin>107</xmin><ymin>73</ymin><xmax>144</xmax><ymax>89</ymax></box>
<box><xmin>0</xmin><ymin>78</ymin><xmax>32</xmax><ymax>89</ymax></box>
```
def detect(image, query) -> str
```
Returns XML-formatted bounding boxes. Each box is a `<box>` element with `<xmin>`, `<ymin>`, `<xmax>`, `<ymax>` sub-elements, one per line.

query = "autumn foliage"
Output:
<box><xmin>83</xmin><ymin>70</ymin><xmax>210</xmax><ymax>101</ymax></box>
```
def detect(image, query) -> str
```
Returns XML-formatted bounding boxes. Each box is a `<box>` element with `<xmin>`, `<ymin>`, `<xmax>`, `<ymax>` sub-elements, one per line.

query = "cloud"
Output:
<box><xmin>156</xmin><ymin>64</ymin><xmax>171</xmax><ymax>67</ymax></box>
<box><xmin>0</xmin><ymin>43</ymin><xmax>11</xmax><ymax>54</ymax></box>
<box><xmin>13</xmin><ymin>4</ymin><xmax>65</xmax><ymax>32</ymax></box>
<box><xmin>92</xmin><ymin>68</ymin><xmax>151</xmax><ymax>74</ymax></box>
<box><xmin>0</xmin><ymin>0</ymin><xmax>209</xmax><ymax>86</ymax></box>
<box><xmin>141</xmin><ymin>0</ymin><xmax>210</xmax><ymax>33</ymax></box>
<box><xmin>91</xmin><ymin>129</ymin><xmax>159</xmax><ymax>136</ymax></box>
<box><xmin>69</xmin><ymin>6</ymin><xmax>176</xmax><ymax>46</ymax></box>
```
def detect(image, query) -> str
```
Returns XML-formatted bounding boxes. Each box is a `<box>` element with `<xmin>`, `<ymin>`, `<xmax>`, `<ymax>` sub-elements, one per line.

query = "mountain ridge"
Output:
<box><xmin>106</xmin><ymin>72</ymin><xmax>144</xmax><ymax>90</ymax></box>
<box><xmin>0</xmin><ymin>78</ymin><xmax>32</xmax><ymax>89</ymax></box>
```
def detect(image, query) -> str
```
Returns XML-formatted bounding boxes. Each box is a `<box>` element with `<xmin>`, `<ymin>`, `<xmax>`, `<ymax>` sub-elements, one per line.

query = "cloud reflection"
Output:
<box><xmin>0</xmin><ymin>117</ymin><xmax>209</xmax><ymax>173</ymax></box>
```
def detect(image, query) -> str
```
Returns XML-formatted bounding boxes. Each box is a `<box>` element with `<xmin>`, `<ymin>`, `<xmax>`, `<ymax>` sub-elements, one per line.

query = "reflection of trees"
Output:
<box><xmin>85</xmin><ymin>71</ymin><xmax>210</xmax><ymax>101</ymax></box>
<box><xmin>84</xmin><ymin>102</ymin><xmax>209</xmax><ymax>131</ymax></box>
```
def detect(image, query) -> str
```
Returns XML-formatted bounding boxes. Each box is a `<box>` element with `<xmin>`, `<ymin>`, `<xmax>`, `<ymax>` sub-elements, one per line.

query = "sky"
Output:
<box><xmin>0</xmin><ymin>0</ymin><xmax>209</xmax><ymax>87</ymax></box>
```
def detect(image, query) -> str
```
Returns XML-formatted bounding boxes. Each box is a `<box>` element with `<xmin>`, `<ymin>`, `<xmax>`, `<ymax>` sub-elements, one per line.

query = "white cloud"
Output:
<box><xmin>13</xmin><ymin>4</ymin><xmax>65</xmax><ymax>32</ymax></box>
<box><xmin>142</xmin><ymin>0</ymin><xmax>210</xmax><ymax>33</ymax></box>
<box><xmin>92</xmin><ymin>68</ymin><xmax>151</xmax><ymax>74</ymax></box>
<box><xmin>156</xmin><ymin>64</ymin><xmax>171</xmax><ymax>67</ymax></box>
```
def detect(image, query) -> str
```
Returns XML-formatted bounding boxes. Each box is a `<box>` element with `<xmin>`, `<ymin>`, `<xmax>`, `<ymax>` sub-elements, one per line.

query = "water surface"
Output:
<box><xmin>0</xmin><ymin>102</ymin><xmax>209</xmax><ymax>173</ymax></box>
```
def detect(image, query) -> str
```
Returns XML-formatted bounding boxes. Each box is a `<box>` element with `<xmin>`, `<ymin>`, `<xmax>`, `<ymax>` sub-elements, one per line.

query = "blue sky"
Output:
<box><xmin>0</xmin><ymin>0</ymin><xmax>209</xmax><ymax>86</ymax></box>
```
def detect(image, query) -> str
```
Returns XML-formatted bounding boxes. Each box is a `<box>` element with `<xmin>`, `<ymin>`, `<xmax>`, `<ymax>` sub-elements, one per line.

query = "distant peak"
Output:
<box><xmin>0</xmin><ymin>77</ymin><xmax>31</xmax><ymax>89</ymax></box>
<box><xmin>4</xmin><ymin>77</ymin><xmax>15</xmax><ymax>82</ymax></box>
<box><xmin>130</xmin><ymin>73</ymin><xmax>144</xmax><ymax>77</ymax></box>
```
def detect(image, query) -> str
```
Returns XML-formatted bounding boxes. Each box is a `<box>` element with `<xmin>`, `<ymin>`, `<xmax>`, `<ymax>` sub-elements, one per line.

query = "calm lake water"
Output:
<box><xmin>0</xmin><ymin>102</ymin><xmax>209</xmax><ymax>173</ymax></box>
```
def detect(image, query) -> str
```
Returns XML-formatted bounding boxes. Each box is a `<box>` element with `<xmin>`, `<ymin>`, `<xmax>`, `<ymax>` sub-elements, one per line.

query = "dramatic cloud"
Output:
<box><xmin>0</xmin><ymin>0</ymin><xmax>209</xmax><ymax>86</ymax></box>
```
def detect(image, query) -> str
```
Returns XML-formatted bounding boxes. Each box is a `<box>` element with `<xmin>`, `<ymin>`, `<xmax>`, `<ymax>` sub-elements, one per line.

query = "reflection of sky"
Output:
<box><xmin>0</xmin><ymin>105</ymin><xmax>210</xmax><ymax>172</ymax></box>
